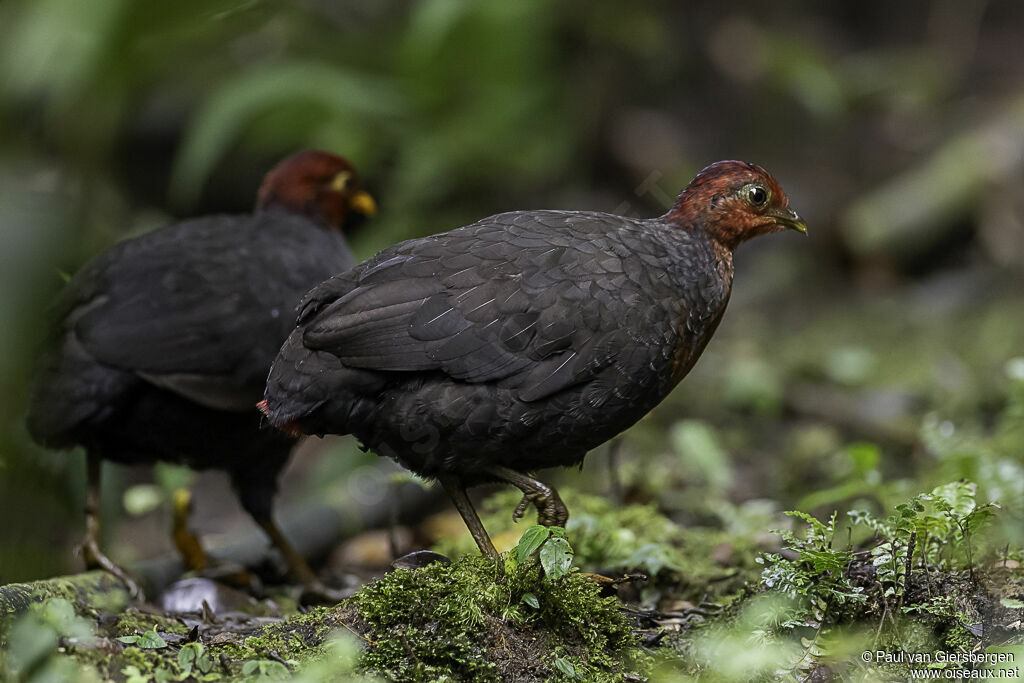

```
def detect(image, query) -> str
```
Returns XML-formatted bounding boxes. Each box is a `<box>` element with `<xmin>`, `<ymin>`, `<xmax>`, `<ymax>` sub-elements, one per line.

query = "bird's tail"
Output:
<box><xmin>263</xmin><ymin>324</ymin><xmax>389</xmax><ymax>438</ymax></box>
<box><xmin>260</xmin><ymin>327</ymin><xmax>344</xmax><ymax>435</ymax></box>
<box><xmin>26</xmin><ymin>335</ymin><xmax>132</xmax><ymax>447</ymax></box>
<box><xmin>256</xmin><ymin>399</ymin><xmax>305</xmax><ymax>437</ymax></box>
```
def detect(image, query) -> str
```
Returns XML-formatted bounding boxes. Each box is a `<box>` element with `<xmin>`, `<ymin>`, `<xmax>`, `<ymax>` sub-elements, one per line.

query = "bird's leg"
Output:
<box><xmin>487</xmin><ymin>466</ymin><xmax>569</xmax><ymax>528</ymax></box>
<box><xmin>253</xmin><ymin>515</ymin><xmax>349</xmax><ymax>604</ymax></box>
<box><xmin>78</xmin><ymin>451</ymin><xmax>144</xmax><ymax>599</ymax></box>
<box><xmin>171</xmin><ymin>489</ymin><xmax>209</xmax><ymax>572</ymax></box>
<box><xmin>234</xmin><ymin>465</ymin><xmax>346</xmax><ymax>603</ymax></box>
<box><xmin>438</xmin><ymin>475</ymin><xmax>500</xmax><ymax>561</ymax></box>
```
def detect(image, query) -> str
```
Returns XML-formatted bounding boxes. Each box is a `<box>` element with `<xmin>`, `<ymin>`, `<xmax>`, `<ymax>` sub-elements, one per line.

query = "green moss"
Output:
<box><xmin>353</xmin><ymin>554</ymin><xmax>646</xmax><ymax>681</ymax></box>
<box><xmin>234</xmin><ymin>606</ymin><xmax>336</xmax><ymax>661</ymax></box>
<box><xmin>112</xmin><ymin>607</ymin><xmax>190</xmax><ymax>638</ymax></box>
<box><xmin>434</xmin><ymin>489</ymin><xmax>760</xmax><ymax>603</ymax></box>
<box><xmin>0</xmin><ymin>571</ymin><xmax>130</xmax><ymax>620</ymax></box>
<box><xmin>51</xmin><ymin>597</ymin><xmax>360</xmax><ymax>681</ymax></box>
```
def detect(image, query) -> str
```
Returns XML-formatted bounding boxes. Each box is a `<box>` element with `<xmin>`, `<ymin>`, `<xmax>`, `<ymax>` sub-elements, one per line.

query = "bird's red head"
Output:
<box><xmin>256</xmin><ymin>150</ymin><xmax>377</xmax><ymax>232</ymax></box>
<box><xmin>667</xmin><ymin>160</ymin><xmax>807</xmax><ymax>250</ymax></box>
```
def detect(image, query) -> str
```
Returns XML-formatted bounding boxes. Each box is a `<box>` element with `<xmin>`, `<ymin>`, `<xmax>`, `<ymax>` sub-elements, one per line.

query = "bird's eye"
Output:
<box><xmin>330</xmin><ymin>171</ymin><xmax>352</xmax><ymax>192</ymax></box>
<box><xmin>746</xmin><ymin>185</ymin><xmax>768</xmax><ymax>207</ymax></box>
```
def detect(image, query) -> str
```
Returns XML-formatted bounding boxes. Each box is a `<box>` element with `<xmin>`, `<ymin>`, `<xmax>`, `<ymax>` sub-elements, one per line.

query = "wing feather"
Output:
<box><xmin>298</xmin><ymin>211</ymin><xmax>671</xmax><ymax>400</ymax></box>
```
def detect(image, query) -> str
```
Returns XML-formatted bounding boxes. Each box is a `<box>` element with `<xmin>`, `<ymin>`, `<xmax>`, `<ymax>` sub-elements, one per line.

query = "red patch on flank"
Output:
<box><xmin>256</xmin><ymin>399</ymin><xmax>305</xmax><ymax>437</ymax></box>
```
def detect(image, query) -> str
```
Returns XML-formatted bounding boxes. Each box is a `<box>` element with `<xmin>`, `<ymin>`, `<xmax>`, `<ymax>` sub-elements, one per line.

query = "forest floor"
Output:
<box><xmin>3</xmin><ymin>272</ymin><xmax>1024</xmax><ymax>682</ymax></box>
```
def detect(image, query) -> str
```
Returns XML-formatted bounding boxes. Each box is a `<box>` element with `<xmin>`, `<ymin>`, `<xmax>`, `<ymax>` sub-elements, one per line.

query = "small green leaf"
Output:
<box><xmin>198</xmin><ymin>652</ymin><xmax>215</xmax><ymax>674</ymax></box>
<box><xmin>521</xmin><ymin>592</ymin><xmax>539</xmax><ymax>609</ymax></box>
<box><xmin>516</xmin><ymin>525</ymin><xmax>550</xmax><ymax>564</ymax></box>
<box><xmin>117</xmin><ymin>635</ymin><xmax>140</xmax><ymax>644</ymax></box>
<box><xmin>136</xmin><ymin>630</ymin><xmax>168</xmax><ymax>649</ymax></box>
<box><xmin>1000</xmin><ymin>598</ymin><xmax>1024</xmax><ymax>609</ymax></box>
<box><xmin>178</xmin><ymin>643</ymin><xmax>203</xmax><ymax>674</ymax></box>
<box><xmin>929</xmin><ymin>481</ymin><xmax>977</xmax><ymax>518</ymax></box>
<box><xmin>240</xmin><ymin>660</ymin><xmax>288</xmax><ymax>677</ymax></box>
<box><xmin>553</xmin><ymin>656</ymin><xmax>577</xmax><ymax>677</ymax></box>
<box><xmin>123</xmin><ymin>484</ymin><xmax>165</xmax><ymax>516</ymax></box>
<box><xmin>539</xmin><ymin>536</ymin><xmax>573</xmax><ymax>580</ymax></box>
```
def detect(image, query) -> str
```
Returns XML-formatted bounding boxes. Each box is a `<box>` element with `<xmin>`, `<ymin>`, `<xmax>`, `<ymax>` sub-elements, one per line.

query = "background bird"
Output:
<box><xmin>261</xmin><ymin>160</ymin><xmax>805</xmax><ymax>559</ymax></box>
<box><xmin>26</xmin><ymin>150</ymin><xmax>375</xmax><ymax>599</ymax></box>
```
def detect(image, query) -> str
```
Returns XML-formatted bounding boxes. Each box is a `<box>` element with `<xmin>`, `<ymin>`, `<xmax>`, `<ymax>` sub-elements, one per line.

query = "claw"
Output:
<box><xmin>516</xmin><ymin>490</ymin><xmax>567</xmax><ymax>527</ymax></box>
<box><xmin>489</xmin><ymin>466</ymin><xmax>570</xmax><ymax>528</ymax></box>
<box><xmin>512</xmin><ymin>495</ymin><xmax>530</xmax><ymax>523</ymax></box>
<box><xmin>536</xmin><ymin>491</ymin><xmax>569</xmax><ymax>527</ymax></box>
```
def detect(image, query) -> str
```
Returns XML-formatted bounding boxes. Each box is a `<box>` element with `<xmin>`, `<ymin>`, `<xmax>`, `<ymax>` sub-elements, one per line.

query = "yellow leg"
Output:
<box><xmin>171</xmin><ymin>489</ymin><xmax>208</xmax><ymax>572</ymax></box>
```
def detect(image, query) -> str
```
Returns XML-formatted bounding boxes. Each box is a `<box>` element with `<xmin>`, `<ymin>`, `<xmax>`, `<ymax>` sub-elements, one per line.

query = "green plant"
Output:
<box><xmin>850</xmin><ymin>480</ymin><xmax>999</xmax><ymax>585</ymax></box>
<box><xmin>514</xmin><ymin>525</ymin><xmax>574</xmax><ymax>580</ymax></box>
<box><xmin>117</xmin><ymin>629</ymin><xmax>169</xmax><ymax>649</ymax></box>
<box><xmin>353</xmin><ymin>553</ymin><xmax>642</xmax><ymax>681</ymax></box>
<box><xmin>0</xmin><ymin>599</ymin><xmax>101</xmax><ymax>682</ymax></box>
<box><xmin>758</xmin><ymin>510</ymin><xmax>866</xmax><ymax>629</ymax></box>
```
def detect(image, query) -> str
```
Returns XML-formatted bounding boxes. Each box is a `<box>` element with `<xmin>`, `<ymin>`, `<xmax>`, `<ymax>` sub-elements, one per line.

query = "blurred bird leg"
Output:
<box><xmin>254</xmin><ymin>515</ymin><xmax>348</xmax><ymax>604</ymax></box>
<box><xmin>172</xmin><ymin>489</ymin><xmax>208</xmax><ymax>572</ymax></box>
<box><xmin>79</xmin><ymin>451</ymin><xmax>144</xmax><ymax>599</ymax></box>
<box><xmin>438</xmin><ymin>474</ymin><xmax>500</xmax><ymax>561</ymax></box>
<box><xmin>489</xmin><ymin>466</ymin><xmax>568</xmax><ymax>527</ymax></box>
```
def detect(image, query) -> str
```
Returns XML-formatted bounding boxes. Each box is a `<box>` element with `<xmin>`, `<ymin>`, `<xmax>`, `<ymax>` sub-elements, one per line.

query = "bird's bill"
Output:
<box><xmin>348</xmin><ymin>190</ymin><xmax>377</xmax><ymax>217</ymax></box>
<box><xmin>772</xmin><ymin>207</ymin><xmax>807</xmax><ymax>234</ymax></box>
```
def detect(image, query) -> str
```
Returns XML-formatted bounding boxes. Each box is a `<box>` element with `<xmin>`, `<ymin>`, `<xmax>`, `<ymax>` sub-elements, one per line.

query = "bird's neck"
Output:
<box><xmin>709</xmin><ymin>237</ymin><xmax>735</xmax><ymax>285</ymax></box>
<box><xmin>658</xmin><ymin>224</ymin><xmax>735</xmax><ymax>386</ymax></box>
<box><xmin>257</xmin><ymin>196</ymin><xmax>343</xmax><ymax>232</ymax></box>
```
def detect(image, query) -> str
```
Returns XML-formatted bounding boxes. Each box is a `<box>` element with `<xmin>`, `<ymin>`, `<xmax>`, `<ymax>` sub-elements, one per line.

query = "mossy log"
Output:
<box><xmin>0</xmin><ymin>571</ymin><xmax>131</xmax><ymax>623</ymax></box>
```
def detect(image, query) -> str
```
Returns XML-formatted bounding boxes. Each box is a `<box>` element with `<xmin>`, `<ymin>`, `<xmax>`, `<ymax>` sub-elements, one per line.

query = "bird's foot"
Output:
<box><xmin>512</xmin><ymin>495</ymin><xmax>531</xmax><ymax>523</ymax></box>
<box><xmin>172</xmin><ymin>488</ymin><xmax>210</xmax><ymax>573</ymax></box>
<box><xmin>77</xmin><ymin>538</ymin><xmax>144</xmax><ymax>600</ymax></box>
<box><xmin>537</xmin><ymin>487</ymin><xmax>569</xmax><ymax>527</ymax></box>
<box><xmin>511</xmin><ymin>488</ymin><xmax>569</xmax><ymax>527</ymax></box>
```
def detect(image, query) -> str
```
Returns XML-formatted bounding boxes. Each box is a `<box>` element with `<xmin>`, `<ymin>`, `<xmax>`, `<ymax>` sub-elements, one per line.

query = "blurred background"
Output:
<box><xmin>1</xmin><ymin>0</ymin><xmax>1022</xmax><ymax>585</ymax></box>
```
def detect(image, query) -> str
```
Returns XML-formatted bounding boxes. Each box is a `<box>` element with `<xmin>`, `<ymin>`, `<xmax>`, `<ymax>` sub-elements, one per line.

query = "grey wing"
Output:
<box><xmin>301</xmin><ymin>212</ymin><xmax>663</xmax><ymax>403</ymax></box>
<box><xmin>73</xmin><ymin>214</ymin><xmax>351</xmax><ymax>410</ymax></box>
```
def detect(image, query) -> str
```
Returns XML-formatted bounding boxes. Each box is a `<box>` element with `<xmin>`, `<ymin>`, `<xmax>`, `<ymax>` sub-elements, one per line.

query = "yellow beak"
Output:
<box><xmin>348</xmin><ymin>190</ymin><xmax>377</xmax><ymax>217</ymax></box>
<box><xmin>773</xmin><ymin>207</ymin><xmax>807</xmax><ymax>234</ymax></box>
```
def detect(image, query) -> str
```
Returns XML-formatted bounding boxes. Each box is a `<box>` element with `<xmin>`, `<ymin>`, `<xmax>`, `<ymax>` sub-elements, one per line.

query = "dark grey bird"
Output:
<box><xmin>27</xmin><ymin>150</ymin><xmax>376</xmax><ymax>598</ymax></box>
<box><xmin>261</xmin><ymin>160</ymin><xmax>805</xmax><ymax>558</ymax></box>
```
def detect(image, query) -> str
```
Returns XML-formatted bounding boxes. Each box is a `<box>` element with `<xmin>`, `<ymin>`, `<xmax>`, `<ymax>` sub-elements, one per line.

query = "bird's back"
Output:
<box><xmin>265</xmin><ymin>209</ymin><xmax>732</xmax><ymax>479</ymax></box>
<box><xmin>27</xmin><ymin>209</ymin><xmax>353</xmax><ymax>452</ymax></box>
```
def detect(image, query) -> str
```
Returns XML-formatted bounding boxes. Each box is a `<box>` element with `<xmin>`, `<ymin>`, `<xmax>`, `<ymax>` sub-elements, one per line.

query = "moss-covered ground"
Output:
<box><xmin>3</xmin><ymin>279</ymin><xmax>1023</xmax><ymax>682</ymax></box>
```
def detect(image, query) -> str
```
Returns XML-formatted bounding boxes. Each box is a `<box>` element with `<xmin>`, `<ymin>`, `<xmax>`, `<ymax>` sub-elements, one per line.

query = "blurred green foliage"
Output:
<box><xmin>0</xmin><ymin>0</ymin><xmax>1022</xmax><ymax>646</ymax></box>
<box><xmin>0</xmin><ymin>598</ymin><xmax>101</xmax><ymax>682</ymax></box>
